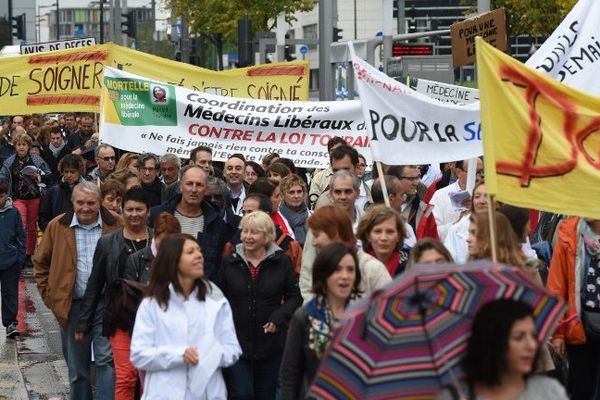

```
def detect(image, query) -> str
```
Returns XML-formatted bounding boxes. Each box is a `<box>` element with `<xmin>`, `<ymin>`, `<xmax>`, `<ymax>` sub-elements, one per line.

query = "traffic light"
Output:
<box><xmin>408</xmin><ymin>6</ymin><xmax>417</xmax><ymax>33</ymax></box>
<box><xmin>284</xmin><ymin>33</ymin><xmax>295</xmax><ymax>61</ymax></box>
<box><xmin>121</xmin><ymin>11</ymin><xmax>136</xmax><ymax>39</ymax></box>
<box><xmin>12</xmin><ymin>14</ymin><xmax>26</xmax><ymax>40</ymax></box>
<box><xmin>333</xmin><ymin>27</ymin><xmax>343</xmax><ymax>42</ymax></box>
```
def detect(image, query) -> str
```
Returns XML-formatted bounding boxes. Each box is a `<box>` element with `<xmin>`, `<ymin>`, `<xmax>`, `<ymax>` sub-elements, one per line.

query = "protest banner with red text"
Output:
<box><xmin>99</xmin><ymin>67</ymin><xmax>369</xmax><ymax>168</ymax></box>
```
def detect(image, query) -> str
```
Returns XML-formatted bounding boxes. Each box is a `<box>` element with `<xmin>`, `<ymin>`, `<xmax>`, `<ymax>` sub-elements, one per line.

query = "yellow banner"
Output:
<box><xmin>476</xmin><ymin>37</ymin><xmax>600</xmax><ymax>219</ymax></box>
<box><xmin>0</xmin><ymin>43</ymin><xmax>309</xmax><ymax>115</ymax></box>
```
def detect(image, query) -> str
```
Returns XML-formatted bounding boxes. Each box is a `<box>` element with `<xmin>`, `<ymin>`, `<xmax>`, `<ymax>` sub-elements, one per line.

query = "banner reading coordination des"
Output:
<box><xmin>0</xmin><ymin>43</ymin><xmax>309</xmax><ymax>115</ymax></box>
<box><xmin>349</xmin><ymin>44</ymin><xmax>483</xmax><ymax>165</ymax></box>
<box><xmin>100</xmin><ymin>67</ymin><xmax>369</xmax><ymax>168</ymax></box>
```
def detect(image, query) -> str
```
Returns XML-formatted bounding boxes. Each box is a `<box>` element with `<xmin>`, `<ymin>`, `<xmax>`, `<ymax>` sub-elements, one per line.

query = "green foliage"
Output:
<box><xmin>492</xmin><ymin>0</ymin><xmax>578</xmax><ymax>36</ymax></box>
<box><xmin>165</xmin><ymin>0</ymin><xmax>315</xmax><ymax>41</ymax></box>
<box><xmin>459</xmin><ymin>0</ymin><xmax>578</xmax><ymax>36</ymax></box>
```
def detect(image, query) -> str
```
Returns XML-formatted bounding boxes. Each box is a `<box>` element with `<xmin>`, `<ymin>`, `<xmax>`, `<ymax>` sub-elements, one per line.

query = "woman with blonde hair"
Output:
<box><xmin>115</xmin><ymin>152</ymin><xmax>140</xmax><ymax>175</ymax></box>
<box><xmin>444</xmin><ymin>181</ymin><xmax>490</xmax><ymax>263</ymax></box>
<box><xmin>357</xmin><ymin>205</ymin><xmax>408</xmax><ymax>277</ymax></box>
<box><xmin>217</xmin><ymin>211</ymin><xmax>302</xmax><ymax>400</ymax></box>
<box><xmin>467</xmin><ymin>212</ymin><xmax>525</xmax><ymax>268</ymax></box>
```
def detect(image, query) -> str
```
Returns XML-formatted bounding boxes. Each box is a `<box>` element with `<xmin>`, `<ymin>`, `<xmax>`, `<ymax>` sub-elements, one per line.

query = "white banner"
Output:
<box><xmin>525</xmin><ymin>0</ymin><xmax>600</xmax><ymax>94</ymax></box>
<box><xmin>349</xmin><ymin>44</ymin><xmax>483</xmax><ymax>165</ymax></box>
<box><xmin>20</xmin><ymin>37</ymin><xmax>97</xmax><ymax>55</ymax></box>
<box><xmin>99</xmin><ymin>67</ymin><xmax>370</xmax><ymax>169</ymax></box>
<box><xmin>412</xmin><ymin>77</ymin><xmax>480</xmax><ymax>105</ymax></box>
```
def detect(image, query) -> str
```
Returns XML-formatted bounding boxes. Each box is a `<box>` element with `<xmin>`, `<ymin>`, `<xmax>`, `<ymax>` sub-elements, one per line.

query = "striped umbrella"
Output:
<box><xmin>308</xmin><ymin>262</ymin><xmax>566</xmax><ymax>400</ymax></box>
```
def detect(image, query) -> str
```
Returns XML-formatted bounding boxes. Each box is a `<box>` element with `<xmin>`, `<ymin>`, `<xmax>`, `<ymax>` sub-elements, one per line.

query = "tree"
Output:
<box><xmin>492</xmin><ymin>0</ymin><xmax>577</xmax><ymax>36</ymax></box>
<box><xmin>164</xmin><ymin>0</ymin><xmax>314</xmax><ymax>70</ymax></box>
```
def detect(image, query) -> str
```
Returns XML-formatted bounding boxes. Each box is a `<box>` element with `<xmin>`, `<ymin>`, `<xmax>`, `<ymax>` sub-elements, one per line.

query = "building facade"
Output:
<box><xmin>287</xmin><ymin>0</ymin><xmax>540</xmax><ymax>88</ymax></box>
<box><xmin>47</xmin><ymin>6</ymin><xmax>152</xmax><ymax>44</ymax></box>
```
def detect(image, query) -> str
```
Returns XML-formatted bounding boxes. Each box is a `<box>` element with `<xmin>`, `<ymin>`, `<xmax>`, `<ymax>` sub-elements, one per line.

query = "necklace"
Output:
<box><xmin>124</xmin><ymin>228</ymin><xmax>149</xmax><ymax>253</ymax></box>
<box><xmin>130</xmin><ymin>239</ymin><xmax>146</xmax><ymax>253</ymax></box>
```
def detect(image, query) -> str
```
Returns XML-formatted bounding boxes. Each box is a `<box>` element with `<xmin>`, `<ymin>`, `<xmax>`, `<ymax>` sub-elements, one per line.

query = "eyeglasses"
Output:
<box><xmin>399</xmin><ymin>176</ymin><xmax>420</xmax><ymax>182</ymax></box>
<box><xmin>100</xmin><ymin>156</ymin><xmax>116</xmax><ymax>162</ymax></box>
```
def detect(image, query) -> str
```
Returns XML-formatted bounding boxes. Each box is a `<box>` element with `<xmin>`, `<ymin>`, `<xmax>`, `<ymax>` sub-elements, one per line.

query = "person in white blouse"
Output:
<box><xmin>430</xmin><ymin>158</ymin><xmax>483</xmax><ymax>241</ymax></box>
<box><xmin>130</xmin><ymin>233</ymin><xmax>241</xmax><ymax>400</ymax></box>
<box><xmin>443</xmin><ymin>181</ymin><xmax>490</xmax><ymax>263</ymax></box>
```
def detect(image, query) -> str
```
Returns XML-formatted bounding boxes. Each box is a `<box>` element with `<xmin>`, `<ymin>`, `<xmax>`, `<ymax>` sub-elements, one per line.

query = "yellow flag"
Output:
<box><xmin>476</xmin><ymin>37</ymin><xmax>600</xmax><ymax>219</ymax></box>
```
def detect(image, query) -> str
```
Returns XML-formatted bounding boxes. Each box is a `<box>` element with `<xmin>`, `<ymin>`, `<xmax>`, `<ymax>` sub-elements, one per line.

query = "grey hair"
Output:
<box><xmin>207</xmin><ymin>176</ymin><xmax>228</xmax><ymax>198</ymax></box>
<box><xmin>160</xmin><ymin>153</ymin><xmax>181</xmax><ymax>167</ymax></box>
<box><xmin>72</xmin><ymin>180</ymin><xmax>102</xmax><ymax>202</ymax></box>
<box><xmin>138</xmin><ymin>152</ymin><xmax>160</xmax><ymax>169</ymax></box>
<box><xmin>94</xmin><ymin>144</ymin><xmax>114</xmax><ymax>159</ymax></box>
<box><xmin>329</xmin><ymin>169</ymin><xmax>360</xmax><ymax>192</ymax></box>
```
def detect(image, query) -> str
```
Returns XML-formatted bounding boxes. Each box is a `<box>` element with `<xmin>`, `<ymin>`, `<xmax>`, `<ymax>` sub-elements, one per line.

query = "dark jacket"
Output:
<box><xmin>38</xmin><ymin>180</ymin><xmax>77</xmax><ymax>231</ymax></box>
<box><xmin>216</xmin><ymin>243</ymin><xmax>302</xmax><ymax>360</ymax></box>
<box><xmin>279</xmin><ymin>306</ymin><xmax>321</xmax><ymax>400</ymax></box>
<box><xmin>41</xmin><ymin>145</ymin><xmax>70</xmax><ymax>185</ymax></box>
<box><xmin>0</xmin><ymin>137</ymin><xmax>14</xmax><ymax>167</ymax></box>
<box><xmin>149</xmin><ymin>195</ymin><xmax>234</xmax><ymax>279</ymax></box>
<box><xmin>0</xmin><ymin>199</ymin><xmax>26</xmax><ymax>269</ymax></box>
<box><xmin>123</xmin><ymin>246</ymin><xmax>154</xmax><ymax>283</ymax></box>
<box><xmin>0</xmin><ymin>153</ymin><xmax>52</xmax><ymax>198</ymax></box>
<box><xmin>140</xmin><ymin>178</ymin><xmax>165</xmax><ymax>208</ymax></box>
<box><xmin>76</xmin><ymin>227</ymin><xmax>152</xmax><ymax>336</ymax></box>
<box><xmin>66</xmin><ymin>130</ymin><xmax>92</xmax><ymax>151</ymax></box>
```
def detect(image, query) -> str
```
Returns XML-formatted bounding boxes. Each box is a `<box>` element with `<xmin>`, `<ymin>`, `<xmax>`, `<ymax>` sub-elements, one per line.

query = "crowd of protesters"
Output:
<box><xmin>0</xmin><ymin>112</ymin><xmax>588</xmax><ymax>399</ymax></box>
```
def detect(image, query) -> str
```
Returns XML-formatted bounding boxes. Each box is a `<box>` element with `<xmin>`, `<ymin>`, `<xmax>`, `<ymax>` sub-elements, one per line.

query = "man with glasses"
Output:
<box><xmin>388</xmin><ymin>165</ymin><xmax>439</xmax><ymax>240</ymax></box>
<box><xmin>137</xmin><ymin>153</ymin><xmax>165</xmax><ymax>208</ymax></box>
<box><xmin>429</xmin><ymin>158</ymin><xmax>484</xmax><ymax>240</ymax></box>
<box><xmin>87</xmin><ymin>144</ymin><xmax>116</xmax><ymax>184</ymax></box>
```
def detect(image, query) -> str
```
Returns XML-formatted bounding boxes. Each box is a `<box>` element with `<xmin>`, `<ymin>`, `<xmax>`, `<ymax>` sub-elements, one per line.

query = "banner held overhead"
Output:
<box><xmin>0</xmin><ymin>43</ymin><xmax>310</xmax><ymax>115</ymax></box>
<box><xmin>100</xmin><ymin>67</ymin><xmax>369</xmax><ymax>168</ymax></box>
<box><xmin>349</xmin><ymin>43</ymin><xmax>483</xmax><ymax>165</ymax></box>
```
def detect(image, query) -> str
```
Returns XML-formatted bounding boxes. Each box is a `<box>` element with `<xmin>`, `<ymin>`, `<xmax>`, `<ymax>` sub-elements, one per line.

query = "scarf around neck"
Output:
<box><xmin>49</xmin><ymin>140</ymin><xmax>66</xmax><ymax>157</ymax></box>
<box><xmin>279</xmin><ymin>202</ymin><xmax>308</xmax><ymax>244</ymax></box>
<box><xmin>306</xmin><ymin>294</ymin><xmax>336</xmax><ymax>360</ymax></box>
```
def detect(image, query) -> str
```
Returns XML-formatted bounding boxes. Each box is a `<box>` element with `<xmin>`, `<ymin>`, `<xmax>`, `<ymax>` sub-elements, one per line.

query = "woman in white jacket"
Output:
<box><xmin>130</xmin><ymin>233</ymin><xmax>242</xmax><ymax>400</ymax></box>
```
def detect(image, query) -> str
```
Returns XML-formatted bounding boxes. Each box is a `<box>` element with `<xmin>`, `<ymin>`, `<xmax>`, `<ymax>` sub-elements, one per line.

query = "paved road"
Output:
<box><xmin>0</xmin><ymin>268</ymin><xmax>69</xmax><ymax>400</ymax></box>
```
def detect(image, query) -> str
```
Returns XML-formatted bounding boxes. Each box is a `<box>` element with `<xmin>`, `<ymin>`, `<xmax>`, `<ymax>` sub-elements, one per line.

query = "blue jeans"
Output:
<box><xmin>60</xmin><ymin>299</ymin><xmax>115</xmax><ymax>400</ymax></box>
<box><xmin>224</xmin><ymin>355</ymin><xmax>282</xmax><ymax>400</ymax></box>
